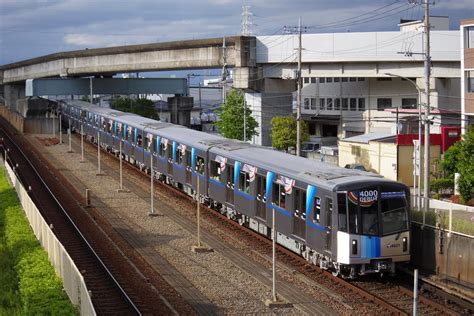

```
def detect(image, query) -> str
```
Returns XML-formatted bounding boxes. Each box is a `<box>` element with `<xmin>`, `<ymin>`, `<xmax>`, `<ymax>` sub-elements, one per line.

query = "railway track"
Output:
<box><xmin>22</xmin><ymin>127</ymin><xmax>469</xmax><ymax>315</ymax></box>
<box><xmin>81</xmin><ymin>133</ymin><xmax>465</xmax><ymax>315</ymax></box>
<box><xmin>0</xmin><ymin>120</ymin><xmax>191</xmax><ymax>315</ymax></box>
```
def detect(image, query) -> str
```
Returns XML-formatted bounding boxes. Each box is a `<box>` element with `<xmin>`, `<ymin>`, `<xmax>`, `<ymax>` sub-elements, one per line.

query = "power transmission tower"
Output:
<box><xmin>241</xmin><ymin>5</ymin><xmax>253</xmax><ymax>36</ymax></box>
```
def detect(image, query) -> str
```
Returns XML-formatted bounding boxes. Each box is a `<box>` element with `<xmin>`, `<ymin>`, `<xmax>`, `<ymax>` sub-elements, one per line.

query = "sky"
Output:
<box><xmin>0</xmin><ymin>0</ymin><xmax>473</xmax><ymax>66</ymax></box>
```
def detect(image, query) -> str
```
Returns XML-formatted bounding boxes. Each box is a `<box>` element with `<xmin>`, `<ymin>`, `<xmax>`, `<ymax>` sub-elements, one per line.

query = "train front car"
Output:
<box><xmin>335</xmin><ymin>181</ymin><xmax>410</xmax><ymax>278</ymax></box>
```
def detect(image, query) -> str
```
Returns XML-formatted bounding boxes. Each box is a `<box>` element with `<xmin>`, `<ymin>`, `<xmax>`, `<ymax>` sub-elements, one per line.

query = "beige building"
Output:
<box><xmin>338</xmin><ymin>133</ymin><xmax>441</xmax><ymax>186</ymax></box>
<box><xmin>461</xmin><ymin>19</ymin><xmax>474</xmax><ymax>134</ymax></box>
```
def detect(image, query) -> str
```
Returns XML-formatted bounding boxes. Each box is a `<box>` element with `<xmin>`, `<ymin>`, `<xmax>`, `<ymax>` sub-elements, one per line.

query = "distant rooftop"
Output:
<box><xmin>340</xmin><ymin>133</ymin><xmax>395</xmax><ymax>144</ymax></box>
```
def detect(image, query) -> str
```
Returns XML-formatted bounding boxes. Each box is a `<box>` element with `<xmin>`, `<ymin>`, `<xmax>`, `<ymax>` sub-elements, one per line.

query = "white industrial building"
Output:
<box><xmin>247</xmin><ymin>16</ymin><xmax>461</xmax><ymax>146</ymax></box>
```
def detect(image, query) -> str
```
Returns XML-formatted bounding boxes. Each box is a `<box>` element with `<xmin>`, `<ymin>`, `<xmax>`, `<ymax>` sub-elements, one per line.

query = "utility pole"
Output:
<box><xmin>221</xmin><ymin>37</ymin><xmax>229</xmax><ymax>104</ymax></box>
<box><xmin>423</xmin><ymin>1</ymin><xmax>431</xmax><ymax>213</ymax></box>
<box><xmin>244</xmin><ymin>95</ymin><xmax>247</xmax><ymax>141</ymax></box>
<box><xmin>296</xmin><ymin>16</ymin><xmax>303</xmax><ymax>157</ymax></box>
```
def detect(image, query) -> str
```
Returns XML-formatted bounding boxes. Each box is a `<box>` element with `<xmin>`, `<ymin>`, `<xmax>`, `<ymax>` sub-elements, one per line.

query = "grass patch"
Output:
<box><xmin>0</xmin><ymin>167</ymin><xmax>78</xmax><ymax>315</ymax></box>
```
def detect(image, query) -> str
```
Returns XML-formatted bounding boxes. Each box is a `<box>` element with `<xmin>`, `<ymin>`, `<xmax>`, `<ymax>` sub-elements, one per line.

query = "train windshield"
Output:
<box><xmin>380</xmin><ymin>191</ymin><xmax>408</xmax><ymax>235</ymax></box>
<box><xmin>339</xmin><ymin>187</ymin><xmax>408</xmax><ymax>236</ymax></box>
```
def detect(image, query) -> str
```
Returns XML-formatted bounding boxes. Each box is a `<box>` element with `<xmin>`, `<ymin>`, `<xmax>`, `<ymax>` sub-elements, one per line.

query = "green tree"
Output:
<box><xmin>110</xmin><ymin>96</ymin><xmax>159</xmax><ymax>120</ymax></box>
<box><xmin>440</xmin><ymin>127</ymin><xmax>474</xmax><ymax>203</ymax></box>
<box><xmin>214</xmin><ymin>89</ymin><xmax>258</xmax><ymax>141</ymax></box>
<box><xmin>271</xmin><ymin>116</ymin><xmax>309</xmax><ymax>152</ymax></box>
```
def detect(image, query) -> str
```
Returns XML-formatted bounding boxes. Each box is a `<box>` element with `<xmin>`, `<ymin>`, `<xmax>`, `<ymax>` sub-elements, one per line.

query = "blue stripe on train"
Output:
<box><xmin>361</xmin><ymin>236</ymin><xmax>381</xmax><ymax>258</ymax></box>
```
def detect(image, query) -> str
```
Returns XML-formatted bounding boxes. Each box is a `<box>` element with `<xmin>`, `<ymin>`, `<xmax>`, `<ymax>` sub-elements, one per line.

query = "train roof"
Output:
<box><xmin>210</xmin><ymin>145</ymin><xmax>384</xmax><ymax>191</ymax></box>
<box><xmin>64</xmin><ymin>101</ymin><xmax>404</xmax><ymax>191</ymax></box>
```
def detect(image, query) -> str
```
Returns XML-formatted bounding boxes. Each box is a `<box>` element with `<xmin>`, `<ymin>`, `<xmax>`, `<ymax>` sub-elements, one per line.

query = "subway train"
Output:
<box><xmin>60</xmin><ymin>100</ymin><xmax>410</xmax><ymax>278</ymax></box>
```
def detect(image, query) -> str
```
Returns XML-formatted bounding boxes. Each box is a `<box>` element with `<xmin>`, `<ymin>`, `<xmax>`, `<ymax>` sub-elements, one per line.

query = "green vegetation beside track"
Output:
<box><xmin>0</xmin><ymin>167</ymin><xmax>78</xmax><ymax>315</ymax></box>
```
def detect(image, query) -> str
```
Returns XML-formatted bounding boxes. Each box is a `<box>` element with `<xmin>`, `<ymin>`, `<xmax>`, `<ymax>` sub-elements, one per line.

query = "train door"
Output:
<box><xmin>256</xmin><ymin>174</ymin><xmax>266</xmax><ymax>219</ymax></box>
<box><xmin>226</xmin><ymin>165</ymin><xmax>234</xmax><ymax>205</ymax></box>
<box><xmin>167</xmin><ymin>144</ymin><xmax>173</xmax><ymax>175</ymax></box>
<box><xmin>292</xmin><ymin>188</ymin><xmax>306</xmax><ymax>239</ymax></box>
<box><xmin>185</xmin><ymin>149</ymin><xmax>192</xmax><ymax>184</ymax></box>
<box><xmin>325</xmin><ymin>197</ymin><xmax>333</xmax><ymax>252</ymax></box>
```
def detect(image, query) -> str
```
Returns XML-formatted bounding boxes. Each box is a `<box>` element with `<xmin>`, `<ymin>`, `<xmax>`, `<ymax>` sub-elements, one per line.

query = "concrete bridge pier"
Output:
<box><xmin>3</xmin><ymin>83</ymin><xmax>25</xmax><ymax>111</ymax></box>
<box><xmin>167</xmin><ymin>96</ymin><xmax>193</xmax><ymax>127</ymax></box>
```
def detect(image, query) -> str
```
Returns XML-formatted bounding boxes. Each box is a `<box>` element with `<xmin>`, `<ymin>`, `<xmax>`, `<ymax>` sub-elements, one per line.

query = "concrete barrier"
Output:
<box><xmin>4</xmin><ymin>160</ymin><xmax>95</xmax><ymax>315</ymax></box>
<box><xmin>412</xmin><ymin>223</ymin><xmax>474</xmax><ymax>291</ymax></box>
<box><xmin>0</xmin><ymin>105</ymin><xmax>24</xmax><ymax>132</ymax></box>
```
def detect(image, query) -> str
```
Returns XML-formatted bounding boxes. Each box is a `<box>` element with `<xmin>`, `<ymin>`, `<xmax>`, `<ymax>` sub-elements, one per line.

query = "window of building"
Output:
<box><xmin>402</xmin><ymin>98</ymin><xmax>417</xmax><ymax>109</ymax></box>
<box><xmin>308</xmin><ymin>122</ymin><xmax>316</xmax><ymax>135</ymax></box>
<box><xmin>467</xmin><ymin>71</ymin><xmax>474</xmax><ymax>92</ymax></box>
<box><xmin>195</xmin><ymin>156</ymin><xmax>205</xmax><ymax>175</ymax></box>
<box><xmin>311</xmin><ymin>77</ymin><xmax>317</xmax><ymax>84</ymax></box>
<box><xmin>466</xmin><ymin>26</ymin><xmax>474</xmax><ymax>49</ymax></box>
<box><xmin>351</xmin><ymin>145</ymin><xmax>361</xmax><ymax>156</ymax></box>
<box><xmin>319</xmin><ymin>77</ymin><xmax>325</xmax><ymax>83</ymax></box>
<box><xmin>334</xmin><ymin>98</ymin><xmax>341</xmax><ymax>110</ymax></box>
<box><xmin>342</xmin><ymin>98</ymin><xmax>349</xmax><ymax>111</ymax></box>
<box><xmin>377</xmin><ymin>98</ymin><xmax>392</xmax><ymax>110</ymax></box>
<box><xmin>349</xmin><ymin>77</ymin><xmax>356</xmax><ymax>82</ymax></box>
<box><xmin>358</xmin><ymin>77</ymin><xmax>365</xmax><ymax>81</ymax></box>
<box><xmin>304</xmin><ymin>98</ymin><xmax>310</xmax><ymax>110</ymax></box>
<box><xmin>210</xmin><ymin>160</ymin><xmax>221</xmax><ymax>181</ymax></box>
<box><xmin>320</xmin><ymin>98</ymin><xmax>326</xmax><ymax>110</ymax></box>
<box><xmin>272</xmin><ymin>182</ymin><xmax>286</xmax><ymax>208</ymax></box>
<box><xmin>310</xmin><ymin>98</ymin><xmax>317</xmax><ymax>110</ymax></box>
<box><xmin>327</xmin><ymin>98</ymin><xmax>333</xmax><ymax>110</ymax></box>
<box><xmin>304</xmin><ymin>77</ymin><xmax>310</xmax><ymax>84</ymax></box>
<box><xmin>334</xmin><ymin>77</ymin><xmax>340</xmax><ymax>82</ymax></box>
<box><xmin>350</xmin><ymin>98</ymin><xmax>357</xmax><ymax>111</ymax></box>
<box><xmin>313</xmin><ymin>196</ymin><xmax>321</xmax><ymax>223</ymax></box>
<box><xmin>358</xmin><ymin>98</ymin><xmax>366</xmax><ymax>111</ymax></box>
<box><xmin>341</xmin><ymin>77</ymin><xmax>348</xmax><ymax>82</ymax></box>
<box><xmin>326</xmin><ymin>77</ymin><xmax>333</xmax><ymax>83</ymax></box>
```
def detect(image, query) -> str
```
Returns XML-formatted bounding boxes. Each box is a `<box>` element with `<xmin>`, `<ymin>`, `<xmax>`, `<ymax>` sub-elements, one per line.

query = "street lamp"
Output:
<box><xmin>385</xmin><ymin>73</ymin><xmax>422</xmax><ymax>209</ymax></box>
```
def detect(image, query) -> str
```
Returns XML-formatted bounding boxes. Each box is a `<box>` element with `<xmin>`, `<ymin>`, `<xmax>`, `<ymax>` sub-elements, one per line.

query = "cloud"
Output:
<box><xmin>1</xmin><ymin>0</ymin><xmax>474</xmax><ymax>64</ymax></box>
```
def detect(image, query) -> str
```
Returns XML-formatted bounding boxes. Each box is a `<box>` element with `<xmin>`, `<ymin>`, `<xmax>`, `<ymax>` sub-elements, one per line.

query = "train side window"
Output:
<box><xmin>159</xmin><ymin>142</ymin><xmax>166</xmax><ymax>157</ymax></box>
<box><xmin>137</xmin><ymin>133</ymin><xmax>143</xmax><ymax>147</ymax></box>
<box><xmin>185</xmin><ymin>150</ymin><xmax>191</xmax><ymax>167</ymax></box>
<box><xmin>210</xmin><ymin>160</ymin><xmax>221</xmax><ymax>181</ymax></box>
<box><xmin>348</xmin><ymin>196</ymin><xmax>359</xmax><ymax>234</ymax></box>
<box><xmin>337</xmin><ymin>193</ymin><xmax>348</xmax><ymax>232</ymax></box>
<box><xmin>101</xmin><ymin>117</ymin><xmax>106</xmax><ymax>130</ymax></box>
<box><xmin>195</xmin><ymin>156</ymin><xmax>205</xmax><ymax>175</ymax></box>
<box><xmin>239</xmin><ymin>171</ymin><xmax>250</xmax><ymax>193</ymax></box>
<box><xmin>313</xmin><ymin>196</ymin><xmax>321</xmax><ymax>223</ymax></box>
<box><xmin>175</xmin><ymin>146</ymin><xmax>184</xmax><ymax>165</ymax></box>
<box><xmin>145</xmin><ymin>135</ymin><xmax>152</xmax><ymax>151</ymax></box>
<box><xmin>294</xmin><ymin>189</ymin><xmax>307</xmax><ymax>220</ymax></box>
<box><xmin>107</xmin><ymin>120</ymin><xmax>113</xmax><ymax>133</ymax></box>
<box><xmin>272</xmin><ymin>183</ymin><xmax>285</xmax><ymax>208</ymax></box>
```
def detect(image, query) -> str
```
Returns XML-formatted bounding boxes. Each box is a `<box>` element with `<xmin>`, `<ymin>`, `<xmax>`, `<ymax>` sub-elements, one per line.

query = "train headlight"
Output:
<box><xmin>352</xmin><ymin>239</ymin><xmax>357</xmax><ymax>255</ymax></box>
<box><xmin>402</xmin><ymin>237</ymin><xmax>408</xmax><ymax>252</ymax></box>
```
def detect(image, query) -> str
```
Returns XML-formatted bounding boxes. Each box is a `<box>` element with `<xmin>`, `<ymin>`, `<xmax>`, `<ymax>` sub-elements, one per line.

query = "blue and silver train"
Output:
<box><xmin>60</xmin><ymin>100</ymin><xmax>410</xmax><ymax>278</ymax></box>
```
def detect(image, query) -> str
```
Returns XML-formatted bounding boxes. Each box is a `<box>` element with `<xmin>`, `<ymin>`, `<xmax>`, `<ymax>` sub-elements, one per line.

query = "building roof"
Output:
<box><xmin>340</xmin><ymin>133</ymin><xmax>395</xmax><ymax>144</ymax></box>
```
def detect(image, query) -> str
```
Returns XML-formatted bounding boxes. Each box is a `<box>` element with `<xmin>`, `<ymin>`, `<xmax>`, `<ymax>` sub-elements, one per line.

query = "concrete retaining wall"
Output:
<box><xmin>4</xmin><ymin>160</ymin><xmax>95</xmax><ymax>315</ymax></box>
<box><xmin>412</xmin><ymin>223</ymin><xmax>474</xmax><ymax>290</ymax></box>
<box><xmin>0</xmin><ymin>105</ymin><xmax>24</xmax><ymax>132</ymax></box>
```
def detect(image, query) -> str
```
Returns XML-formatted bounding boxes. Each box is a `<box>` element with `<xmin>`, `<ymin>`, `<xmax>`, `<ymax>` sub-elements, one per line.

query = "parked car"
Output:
<box><xmin>344</xmin><ymin>163</ymin><xmax>367</xmax><ymax>171</ymax></box>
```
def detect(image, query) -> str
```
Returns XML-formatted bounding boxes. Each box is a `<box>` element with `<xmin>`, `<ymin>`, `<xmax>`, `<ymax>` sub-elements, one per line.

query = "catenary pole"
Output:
<box><xmin>296</xmin><ymin>16</ymin><xmax>302</xmax><ymax>157</ymax></box>
<box><xmin>423</xmin><ymin>1</ymin><xmax>431</xmax><ymax>213</ymax></box>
